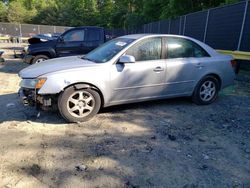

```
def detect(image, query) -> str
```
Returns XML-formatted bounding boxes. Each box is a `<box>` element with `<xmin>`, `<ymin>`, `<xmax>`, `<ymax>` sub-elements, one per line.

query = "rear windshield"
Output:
<box><xmin>83</xmin><ymin>38</ymin><xmax>135</xmax><ymax>63</ymax></box>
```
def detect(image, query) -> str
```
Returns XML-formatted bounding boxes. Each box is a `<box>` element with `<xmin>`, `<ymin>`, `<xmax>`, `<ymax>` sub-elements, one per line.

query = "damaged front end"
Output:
<box><xmin>18</xmin><ymin>78</ymin><xmax>58</xmax><ymax>111</ymax></box>
<box><xmin>18</xmin><ymin>87</ymin><xmax>58</xmax><ymax>111</ymax></box>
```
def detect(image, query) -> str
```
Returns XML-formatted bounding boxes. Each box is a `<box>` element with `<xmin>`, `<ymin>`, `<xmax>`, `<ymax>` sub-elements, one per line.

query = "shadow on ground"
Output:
<box><xmin>0</xmin><ymin>59</ymin><xmax>28</xmax><ymax>74</ymax></box>
<box><xmin>1</xmin><ymin>90</ymin><xmax>250</xmax><ymax>187</ymax></box>
<box><xmin>0</xmin><ymin>57</ymin><xmax>250</xmax><ymax>187</ymax></box>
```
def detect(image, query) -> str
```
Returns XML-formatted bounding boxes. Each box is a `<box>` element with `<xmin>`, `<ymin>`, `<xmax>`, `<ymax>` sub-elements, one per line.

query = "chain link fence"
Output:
<box><xmin>0</xmin><ymin>22</ymin><xmax>72</xmax><ymax>38</ymax></box>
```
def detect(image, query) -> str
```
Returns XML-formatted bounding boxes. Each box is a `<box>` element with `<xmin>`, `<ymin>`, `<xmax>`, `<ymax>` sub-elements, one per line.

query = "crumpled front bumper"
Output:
<box><xmin>18</xmin><ymin>87</ymin><xmax>55</xmax><ymax>110</ymax></box>
<box><xmin>18</xmin><ymin>88</ymin><xmax>36</xmax><ymax>106</ymax></box>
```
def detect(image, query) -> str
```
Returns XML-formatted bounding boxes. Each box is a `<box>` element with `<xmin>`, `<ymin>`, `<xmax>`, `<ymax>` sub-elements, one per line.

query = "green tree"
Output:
<box><xmin>7</xmin><ymin>1</ymin><xmax>27</xmax><ymax>23</ymax></box>
<box><xmin>0</xmin><ymin>1</ymin><xmax>7</xmax><ymax>22</ymax></box>
<box><xmin>1</xmin><ymin>0</ymin><xmax>241</xmax><ymax>29</ymax></box>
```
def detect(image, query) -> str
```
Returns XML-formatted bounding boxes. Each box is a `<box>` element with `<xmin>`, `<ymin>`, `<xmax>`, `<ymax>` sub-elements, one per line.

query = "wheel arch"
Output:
<box><xmin>192</xmin><ymin>73</ymin><xmax>222</xmax><ymax>96</ymax></box>
<box><xmin>62</xmin><ymin>82</ymin><xmax>105</xmax><ymax>107</ymax></box>
<box><xmin>205</xmin><ymin>73</ymin><xmax>222</xmax><ymax>90</ymax></box>
<box><xmin>33</xmin><ymin>51</ymin><xmax>52</xmax><ymax>58</ymax></box>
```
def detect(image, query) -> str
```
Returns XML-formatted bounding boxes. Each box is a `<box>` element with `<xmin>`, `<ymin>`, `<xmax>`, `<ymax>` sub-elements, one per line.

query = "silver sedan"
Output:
<box><xmin>19</xmin><ymin>34</ymin><xmax>235</xmax><ymax>122</ymax></box>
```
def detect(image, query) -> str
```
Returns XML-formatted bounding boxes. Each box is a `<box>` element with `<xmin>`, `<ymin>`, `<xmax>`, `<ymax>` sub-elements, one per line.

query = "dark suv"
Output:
<box><xmin>23</xmin><ymin>26</ymin><xmax>106</xmax><ymax>64</ymax></box>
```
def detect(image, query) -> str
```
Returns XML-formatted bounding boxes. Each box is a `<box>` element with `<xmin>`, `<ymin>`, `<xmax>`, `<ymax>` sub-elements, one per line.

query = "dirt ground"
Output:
<box><xmin>0</xmin><ymin>44</ymin><xmax>250</xmax><ymax>188</ymax></box>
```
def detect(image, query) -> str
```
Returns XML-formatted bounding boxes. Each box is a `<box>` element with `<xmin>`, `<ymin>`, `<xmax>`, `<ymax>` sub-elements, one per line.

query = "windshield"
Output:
<box><xmin>83</xmin><ymin>38</ymin><xmax>135</xmax><ymax>63</ymax></box>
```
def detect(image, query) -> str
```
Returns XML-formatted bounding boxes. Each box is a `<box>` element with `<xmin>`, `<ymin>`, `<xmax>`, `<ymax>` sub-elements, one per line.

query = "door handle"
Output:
<box><xmin>153</xmin><ymin>66</ymin><xmax>164</xmax><ymax>72</ymax></box>
<box><xmin>195</xmin><ymin>63</ymin><xmax>204</xmax><ymax>69</ymax></box>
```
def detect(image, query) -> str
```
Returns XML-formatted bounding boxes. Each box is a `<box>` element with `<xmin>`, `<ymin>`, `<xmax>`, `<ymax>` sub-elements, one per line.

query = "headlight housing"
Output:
<box><xmin>20</xmin><ymin>78</ymin><xmax>47</xmax><ymax>89</ymax></box>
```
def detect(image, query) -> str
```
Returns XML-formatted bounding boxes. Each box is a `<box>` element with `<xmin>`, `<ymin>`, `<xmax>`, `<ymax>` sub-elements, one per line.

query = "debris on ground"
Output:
<box><xmin>75</xmin><ymin>164</ymin><xmax>88</xmax><ymax>172</ymax></box>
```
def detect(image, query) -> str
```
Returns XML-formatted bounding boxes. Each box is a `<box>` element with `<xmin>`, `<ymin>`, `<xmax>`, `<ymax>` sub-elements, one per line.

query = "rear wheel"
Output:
<box><xmin>32</xmin><ymin>55</ymin><xmax>49</xmax><ymax>64</ymax></box>
<box><xmin>58</xmin><ymin>86</ymin><xmax>101</xmax><ymax>122</ymax></box>
<box><xmin>192</xmin><ymin>76</ymin><xmax>219</xmax><ymax>105</ymax></box>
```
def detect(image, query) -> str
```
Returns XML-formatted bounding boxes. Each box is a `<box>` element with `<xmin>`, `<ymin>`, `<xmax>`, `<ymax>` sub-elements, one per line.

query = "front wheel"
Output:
<box><xmin>58</xmin><ymin>87</ymin><xmax>101</xmax><ymax>122</ymax></box>
<box><xmin>192</xmin><ymin>76</ymin><xmax>220</xmax><ymax>105</ymax></box>
<box><xmin>32</xmin><ymin>55</ymin><xmax>49</xmax><ymax>64</ymax></box>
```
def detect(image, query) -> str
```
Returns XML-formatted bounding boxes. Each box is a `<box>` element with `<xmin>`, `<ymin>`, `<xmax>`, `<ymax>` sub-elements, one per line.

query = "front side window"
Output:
<box><xmin>166</xmin><ymin>37</ymin><xmax>209</xmax><ymax>59</ymax></box>
<box><xmin>126</xmin><ymin>37</ymin><xmax>162</xmax><ymax>61</ymax></box>
<box><xmin>63</xmin><ymin>30</ymin><xmax>84</xmax><ymax>42</ymax></box>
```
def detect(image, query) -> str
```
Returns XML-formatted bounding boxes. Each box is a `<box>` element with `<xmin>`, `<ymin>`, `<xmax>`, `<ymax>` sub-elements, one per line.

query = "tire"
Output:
<box><xmin>31</xmin><ymin>55</ymin><xmax>49</xmax><ymax>64</ymax></box>
<box><xmin>58</xmin><ymin>86</ymin><xmax>101</xmax><ymax>123</ymax></box>
<box><xmin>192</xmin><ymin>75</ymin><xmax>220</xmax><ymax>105</ymax></box>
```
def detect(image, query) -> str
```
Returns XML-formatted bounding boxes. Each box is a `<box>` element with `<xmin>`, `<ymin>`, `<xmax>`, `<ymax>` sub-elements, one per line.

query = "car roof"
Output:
<box><xmin>119</xmin><ymin>34</ymin><xmax>195</xmax><ymax>40</ymax></box>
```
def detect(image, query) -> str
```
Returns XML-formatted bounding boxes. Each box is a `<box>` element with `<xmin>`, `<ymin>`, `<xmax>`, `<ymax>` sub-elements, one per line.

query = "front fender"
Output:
<box><xmin>37</xmin><ymin>66</ymin><xmax>110</xmax><ymax>104</ymax></box>
<box><xmin>29</xmin><ymin>47</ymin><xmax>56</xmax><ymax>58</ymax></box>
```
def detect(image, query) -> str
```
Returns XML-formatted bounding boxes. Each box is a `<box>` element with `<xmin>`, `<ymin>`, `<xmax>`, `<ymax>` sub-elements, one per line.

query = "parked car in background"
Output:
<box><xmin>19</xmin><ymin>34</ymin><xmax>235</xmax><ymax>122</ymax></box>
<box><xmin>23</xmin><ymin>26</ymin><xmax>106</xmax><ymax>64</ymax></box>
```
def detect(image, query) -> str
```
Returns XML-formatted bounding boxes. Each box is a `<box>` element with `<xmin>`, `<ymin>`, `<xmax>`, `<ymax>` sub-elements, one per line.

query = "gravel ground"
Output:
<box><xmin>0</xmin><ymin>47</ymin><xmax>250</xmax><ymax>188</ymax></box>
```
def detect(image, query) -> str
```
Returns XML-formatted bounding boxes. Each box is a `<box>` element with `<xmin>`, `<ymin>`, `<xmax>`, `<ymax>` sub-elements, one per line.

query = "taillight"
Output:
<box><xmin>230</xmin><ymin>60</ymin><xmax>237</xmax><ymax>67</ymax></box>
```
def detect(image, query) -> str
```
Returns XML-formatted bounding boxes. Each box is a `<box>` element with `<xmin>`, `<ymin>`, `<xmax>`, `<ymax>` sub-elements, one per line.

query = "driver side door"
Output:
<box><xmin>56</xmin><ymin>29</ymin><xmax>85</xmax><ymax>57</ymax></box>
<box><xmin>109</xmin><ymin>37</ymin><xmax>166</xmax><ymax>104</ymax></box>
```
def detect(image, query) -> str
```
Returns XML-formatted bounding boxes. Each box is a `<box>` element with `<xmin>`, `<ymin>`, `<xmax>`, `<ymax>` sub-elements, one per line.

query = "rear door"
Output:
<box><xmin>56</xmin><ymin>29</ymin><xmax>85</xmax><ymax>57</ymax></box>
<box><xmin>162</xmin><ymin>37</ymin><xmax>211</xmax><ymax>95</ymax></box>
<box><xmin>109</xmin><ymin>37</ymin><xmax>166</xmax><ymax>103</ymax></box>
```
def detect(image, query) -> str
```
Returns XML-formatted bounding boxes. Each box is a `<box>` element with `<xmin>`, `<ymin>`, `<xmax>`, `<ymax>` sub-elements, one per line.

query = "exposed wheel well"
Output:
<box><xmin>33</xmin><ymin>52</ymin><xmax>51</xmax><ymax>58</ymax></box>
<box><xmin>62</xmin><ymin>82</ymin><xmax>105</xmax><ymax>107</ymax></box>
<box><xmin>206</xmin><ymin>74</ymin><xmax>222</xmax><ymax>90</ymax></box>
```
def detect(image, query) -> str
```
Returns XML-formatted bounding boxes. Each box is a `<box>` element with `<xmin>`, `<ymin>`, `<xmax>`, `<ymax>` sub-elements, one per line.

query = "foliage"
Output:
<box><xmin>0</xmin><ymin>0</ymin><xmax>240</xmax><ymax>28</ymax></box>
<box><xmin>0</xmin><ymin>1</ymin><xmax>7</xmax><ymax>22</ymax></box>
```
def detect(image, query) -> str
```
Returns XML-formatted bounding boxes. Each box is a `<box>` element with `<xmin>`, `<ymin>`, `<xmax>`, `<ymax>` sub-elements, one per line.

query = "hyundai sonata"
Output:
<box><xmin>19</xmin><ymin>34</ymin><xmax>235</xmax><ymax>122</ymax></box>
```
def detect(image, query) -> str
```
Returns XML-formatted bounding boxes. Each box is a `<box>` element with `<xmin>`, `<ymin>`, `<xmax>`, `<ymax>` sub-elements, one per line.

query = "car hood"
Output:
<box><xmin>19</xmin><ymin>56</ymin><xmax>98</xmax><ymax>78</ymax></box>
<box><xmin>28</xmin><ymin>36</ymin><xmax>56</xmax><ymax>44</ymax></box>
<box><xmin>28</xmin><ymin>39</ymin><xmax>57</xmax><ymax>49</ymax></box>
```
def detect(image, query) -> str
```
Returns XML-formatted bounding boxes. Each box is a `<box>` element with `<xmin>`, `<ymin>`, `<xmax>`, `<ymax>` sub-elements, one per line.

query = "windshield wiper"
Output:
<box><xmin>81</xmin><ymin>56</ymin><xmax>92</xmax><ymax>61</ymax></box>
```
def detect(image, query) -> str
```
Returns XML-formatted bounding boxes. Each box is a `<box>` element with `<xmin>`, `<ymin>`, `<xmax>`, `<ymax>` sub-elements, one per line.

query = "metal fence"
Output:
<box><xmin>0</xmin><ymin>1</ymin><xmax>249</xmax><ymax>52</ymax></box>
<box><xmin>110</xmin><ymin>0</ymin><xmax>250</xmax><ymax>52</ymax></box>
<box><xmin>0</xmin><ymin>22</ymin><xmax>72</xmax><ymax>38</ymax></box>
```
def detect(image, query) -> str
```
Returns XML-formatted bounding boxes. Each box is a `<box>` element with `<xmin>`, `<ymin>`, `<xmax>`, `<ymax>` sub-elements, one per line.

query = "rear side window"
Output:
<box><xmin>126</xmin><ymin>37</ymin><xmax>162</xmax><ymax>62</ymax></box>
<box><xmin>63</xmin><ymin>30</ymin><xmax>84</xmax><ymax>42</ymax></box>
<box><xmin>166</xmin><ymin>37</ymin><xmax>209</xmax><ymax>59</ymax></box>
<box><xmin>86</xmin><ymin>29</ymin><xmax>101</xmax><ymax>41</ymax></box>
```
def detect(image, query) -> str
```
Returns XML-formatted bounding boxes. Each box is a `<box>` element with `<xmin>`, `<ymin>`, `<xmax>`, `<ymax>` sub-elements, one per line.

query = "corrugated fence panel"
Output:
<box><xmin>145</xmin><ymin>23</ymin><xmax>150</xmax><ymax>33</ymax></box>
<box><xmin>143</xmin><ymin>24</ymin><xmax>148</xmax><ymax>33</ymax></box>
<box><xmin>0</xmin><ymin>23</ymin><xmax>20</xmax><ymax>36</ymax></box>
<box><xmin>179</xmin><ymin>16</ymin><xmax>185</xmax><ymax>35</ymax></box>
<box><xmin>205</xmin><ymin>2</ymin><xmax>245</xmax><ymax>50</ymax></box>
<box><xmin>55</xmin><ymin>26</ymin><xmax>71</xmax><ymax>34</ymax></box>
<box><xmin>151</xmin><ymin>22</ymin><xmax>159</xmax><ymax>33</ymax></box>
<box><xmin>39</xmin><ymin>25</ymin><xmax>55</xmax><ymax>34</ymax></box>
<box><xmin>159</xmin><ymin>20</ymin><xmax>170</xmax><ymax>34</ymax></box>
<box><xmin>169</xmin><ymin>18</ymin><xmax>180</xmax><ymax>34</ymax></box>
<box><xmin>0</xmin><ymin>23</ymin><xmax>70</xmax><ymax>37</ymax></box>
<box><xmin>137</xmin><ymin>26</ymin><xmax>144</xmax><ymax>34</ymax></box>
<box><xmin>113</xmin><ymin>28</ymin><xmax>126</xmax><ymax>37</ymax></box>
<box><xmin>185</xmin><ymin>11</ymin><xmax>207</xmax><ymax>41</ymax></box>
<box><xmin>21</xmin><ymin>24</ymin><xmax>39</xmax><ymax>37</ymax></box>
<box><xmin>240</xmin><ymin>1</ymin><xmax>250</xmax><ymax>51</ymax></box>
<box><xmin>0</xmin><ymin>23</ymin><xmax>7</xmax><ymax>35</ymax></box>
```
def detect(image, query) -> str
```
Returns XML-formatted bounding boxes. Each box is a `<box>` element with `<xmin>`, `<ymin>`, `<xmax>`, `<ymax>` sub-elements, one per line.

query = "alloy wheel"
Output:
<box><xmin>199</xmin><ymin>80</ymin><xmax>216</xmax><ymax>102</ymax></box>
<box><xmin>67</xmin><ymin>91</ymin><xmax>95</xmax><ymax>118</ymax></box>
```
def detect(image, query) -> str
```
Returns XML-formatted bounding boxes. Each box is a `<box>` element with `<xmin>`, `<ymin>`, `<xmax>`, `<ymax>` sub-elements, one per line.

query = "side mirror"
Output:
<box><xmin>119</xmin><ymin>55</ymin><xmax>135</xmax><ymax>64</ymax></box>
